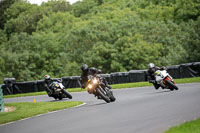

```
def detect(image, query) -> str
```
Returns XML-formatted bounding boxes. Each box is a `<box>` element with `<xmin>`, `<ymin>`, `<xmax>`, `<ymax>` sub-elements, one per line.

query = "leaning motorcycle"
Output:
<box><xmin>87</xmin><ymin>75</ymin><xmax>116</xmax><ymax>103</ymax></box>
<box><xmin>155</xmin><ymin>70</ymin><xmax>178</xmax><ymax>91</ymax></box>
<box><xmin>48</xmin><ymin>81</ymin><xmax>72</xmax><ymax>100</ymax></box>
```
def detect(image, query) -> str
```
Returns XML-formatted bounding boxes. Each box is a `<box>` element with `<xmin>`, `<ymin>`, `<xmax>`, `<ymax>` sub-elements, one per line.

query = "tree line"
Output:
<box><xmin>0</xmin><ymin>0</ymin><xmax>199</xmax><ymax>82</ymax></box>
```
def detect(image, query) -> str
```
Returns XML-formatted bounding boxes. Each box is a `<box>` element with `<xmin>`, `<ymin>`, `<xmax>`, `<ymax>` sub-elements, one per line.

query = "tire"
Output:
<box><xmin>110</xmin><ymin>96</ymin><xmax>116</xmax><ymax>102</ymax></box>
<box><xmin>51</xmin><ymin>94</ymin><xmax>57</xmax><ymax>100</ymax></box>
<box><xmin>166</xmin><ymin>80</ymin><xmax>179</xmax><ymax>90</ymax></box>
<box><xmin>108</xmin><ymin>91</ymin><xmax>116</xmax><ymax>102</ymax></box>
<box><xmin>58</xmin><ymin>96</ymin><xmax>62</xmax><ymax>100</ymax></box>
<box><xmin>62</xmin><ymin>89</ymin><xmax>72</xmax><ymax>99</ymax></box>
<box><xmin>97</xmin><ymin>88</ymin><xmax>110</xmax><ymax>103</ymax></box>
<box><xmin>53</xmin><ymin>96</ymin><xmax>58</xmax><ymax>100</ymax></box>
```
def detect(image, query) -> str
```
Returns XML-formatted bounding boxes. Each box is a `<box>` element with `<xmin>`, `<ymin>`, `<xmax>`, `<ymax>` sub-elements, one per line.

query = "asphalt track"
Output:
<box><xmin>1</xmin><ymin>83</ymin><xmax>200</xmax><ymax>133</ymax></box>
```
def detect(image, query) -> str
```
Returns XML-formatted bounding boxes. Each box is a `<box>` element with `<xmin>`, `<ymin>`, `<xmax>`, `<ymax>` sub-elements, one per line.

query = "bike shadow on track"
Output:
<box><xmin>86</xmin><ymin>102</ymin><xmax>107</xmax><ymax>107</ymax></box>
<box><xmin>47</xmin><ymin>98</ymin><xmax>72</xmax><ymax>102</ymax></box>
<box><xmin>48</xmin><ymin>99</ymin><xmax>108</xmax><ymax>107</ymax></box>
<box><xmin>146</xmin><ymin>90</ymin><xmax>172</xmax><ymax>95</ymax></box>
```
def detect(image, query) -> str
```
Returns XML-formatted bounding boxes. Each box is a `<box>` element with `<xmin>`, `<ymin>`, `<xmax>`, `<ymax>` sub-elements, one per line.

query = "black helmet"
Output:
<box><xmin>81</xmin><ymin>64</ymin><xmax>89</xmax><ymax>72</ymax></box>
<box><xmin>90</xmin><ymin>67</ymin><xmax>97</xmax><ymax>75</ymax></box>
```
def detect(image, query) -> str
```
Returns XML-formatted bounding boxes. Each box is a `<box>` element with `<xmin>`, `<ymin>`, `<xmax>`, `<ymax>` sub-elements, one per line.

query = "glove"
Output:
<box><xmin>161</xmin><ymin>66</ymin><xmax>167</xmax><ymax>70</ymax></box>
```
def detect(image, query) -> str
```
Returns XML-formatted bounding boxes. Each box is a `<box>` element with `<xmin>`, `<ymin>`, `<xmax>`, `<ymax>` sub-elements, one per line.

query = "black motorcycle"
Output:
<box><xmin>48</xmin><ymin>81</ymin><xmax>72</xmax><ymax>100</ymax></box>
<box><xmin>87</xmin><ymin>75</ymin><xmax>116</xmax><ymax>103</ymax></box>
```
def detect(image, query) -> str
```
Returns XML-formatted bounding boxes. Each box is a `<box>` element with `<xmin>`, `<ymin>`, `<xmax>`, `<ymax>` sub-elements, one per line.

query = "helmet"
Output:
<box><xmin>81</xmin><ymin>64</ymin><xmax>89</xmax><ymax>72</ymax></box>
<box><xmin>44</xmin><ymin>75</ymin><xmax>50</xmax><ymax>80</ymax></box>
<box><xmin>148</xmin><ymin>63</ymin><xmax>155</xmax><ymax>69</ymax></box>
<box><xmin>90</xmin><ymin>67</ymin><xmax>97</xmax><ymax>75</ymax></box>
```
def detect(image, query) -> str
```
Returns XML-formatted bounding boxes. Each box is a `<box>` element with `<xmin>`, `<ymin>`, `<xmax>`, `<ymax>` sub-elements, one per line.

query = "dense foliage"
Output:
<box><xmin>0</xmin><ymin>0</ymin><xmax>199</xmax><ymax>82</ymax></box>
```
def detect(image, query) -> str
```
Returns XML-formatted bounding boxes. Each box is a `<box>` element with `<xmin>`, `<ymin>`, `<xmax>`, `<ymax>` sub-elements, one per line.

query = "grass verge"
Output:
<box><xmin>0</xmin><ymin>101</ymin><xmax>83</xmax><ymax>125</ymax></box>
<box><xmin>165</xmin><ymin>118</ymin><xmax>200</xmax><ymax>133</ymax></box>
<box><xmin>4</xmin><ymin>77</ymin><xmax>200</xmax><ymax>98</ymax></box>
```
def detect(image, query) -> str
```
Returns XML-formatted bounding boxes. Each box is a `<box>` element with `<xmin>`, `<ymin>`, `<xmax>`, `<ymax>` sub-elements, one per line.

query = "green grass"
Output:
<box><xmin>111</xmin><ymin>81</ymin><xmax>151</xmax><ymax>89</ymax></box>
<box><xmin>4</xmin><ymin>77</ymin><xmax>200</xmax><ymax>98</ymax></box>
<box><xmin>0</xmin><ymin>101</ymin><xmax>83</xmax><ymax>125</ymax></box>
<box><xmin>165</xmin><ymin>118</ymin><xmax>200</xmax><ymax>133</ymax></box>
<box><xmin>174</xmin><ymin>77</ymin><xmax>200</xmax><ymax>84</ymax></box>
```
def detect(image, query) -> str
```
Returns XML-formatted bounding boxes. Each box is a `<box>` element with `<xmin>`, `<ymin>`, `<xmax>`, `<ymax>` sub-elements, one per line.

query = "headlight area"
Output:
<box><xmin>88</xmin><ymin>84</ymin><xmax>93</xmax><ymax>89</ymax></box>
<box><xmin>93</xmin><ymin>78</ymin><xmax>97</xmax><ymax>84</ymax></box>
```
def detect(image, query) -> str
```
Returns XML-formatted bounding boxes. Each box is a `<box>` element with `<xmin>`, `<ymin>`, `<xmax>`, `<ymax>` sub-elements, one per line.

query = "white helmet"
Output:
<box><xmin>44</xmin><ymin>75</ymin><xmax>50</xmax><ymax>80</ymax></box>
<box><xmin>148</xmin><ymin>63</ymin><xmax>155</xmax><ymax>69</ymax></box>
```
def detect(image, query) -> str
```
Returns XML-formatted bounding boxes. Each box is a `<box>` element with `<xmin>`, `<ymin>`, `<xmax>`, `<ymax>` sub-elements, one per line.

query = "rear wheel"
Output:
<box><xmin>53</xmin><ymin>97</ymin><xmax>58</xmax><ymax>100</ymax></box>
<box><xmin>58</xmin><ymin>96</ymin><xmax>62</xmax><ymax>100</ymax></box>
<box><xmin>97</xmin><ymin>88</ymin><xmax>110</xmax><ymax>103</ymax></box>
<box><xmin>51</xmin><ymin>94</ymin><xmax>58</xmax><ymax>100</ymax></box>
<box><xmin>62</xmin><ymin>89</ymin><xmax>72</xmax><ymax>99</ymax></box>
<box><xmin>166</xmin><ymin>80</ymin><xmax>179</xmax><ymax>90</ymax></box>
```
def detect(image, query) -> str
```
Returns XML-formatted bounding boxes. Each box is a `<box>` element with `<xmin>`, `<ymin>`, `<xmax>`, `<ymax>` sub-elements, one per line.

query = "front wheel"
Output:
<box><xmin>166</xmin><ymin>80</ymin><xmax>179</xmax><ymax>90</ymax></box>
<box><xmin>107</xmin><ymin>90</ymin><xmax>116</xmax><ymax>102</ymax></box>
<box><xmin>97</xmin><ymin>88</ymin><xmax>110</xmax><ymax>103</ymax></box>
<box><xmin>110</xmin><ymin>96</ymin><xmax>116</xmax><ymax>102</ymax></box>
<box><xmin>62</xmin><ymin>89</ymin><xmax>72</xmax><ymax>99</ymax></box>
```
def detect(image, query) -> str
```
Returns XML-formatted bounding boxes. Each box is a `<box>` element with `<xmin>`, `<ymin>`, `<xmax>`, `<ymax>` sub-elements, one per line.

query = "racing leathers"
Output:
<box><xmin>147</xmin><ymin>66</ymin><xmax>167</xmax><ymax>89</ymax></box>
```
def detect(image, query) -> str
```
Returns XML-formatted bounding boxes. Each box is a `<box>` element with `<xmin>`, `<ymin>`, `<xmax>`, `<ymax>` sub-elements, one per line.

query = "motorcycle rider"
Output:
<box><xmin>80</xmin><ymin>64</ymin><xmax>112</xmax><ymax>90</ymax></box>
<box><xmin>44</xmin><ymin>75</ymin><xmax>62</xmax><ymax>96</ymax></box>
<box><xmin>147</xmin><ymin>63</ymin><xmax>167</xmax><ymax>89</ymax></box>
<box><xmin>44</xmin><ymin>75</ymin><xmax>54</xmax><ymax>96</ymax></box>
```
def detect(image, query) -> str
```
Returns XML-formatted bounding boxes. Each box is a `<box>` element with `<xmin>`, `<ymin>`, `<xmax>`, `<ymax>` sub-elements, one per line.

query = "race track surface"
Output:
<box><xmin>1</xmin><ymin>83</ymin><xmax>200</xmax><ymax>133</ymax></box>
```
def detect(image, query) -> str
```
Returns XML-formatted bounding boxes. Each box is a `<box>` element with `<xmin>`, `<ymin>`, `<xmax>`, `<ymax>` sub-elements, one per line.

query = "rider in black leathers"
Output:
<box><xmin>44</xmin><ymin>75</ymin><xmax>62</xmax><ymax>96</ymax></box>
<box><xmin>80</xmin><ymin>64</ymin><xmax>112</xmax><ymax>90</ymax></box>
<box><xmin>146</xmin><ymin>63</ymin><xmax>167</xmax><ymax>89</ymax></box>
<box><xmin>44</xmin><ymin>75</ymin><xmax>54</xmax><ymax>96</ymax></box>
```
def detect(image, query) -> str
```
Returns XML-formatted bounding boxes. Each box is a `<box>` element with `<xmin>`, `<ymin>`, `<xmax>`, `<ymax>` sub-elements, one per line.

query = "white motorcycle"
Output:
<box><xmin>155</xmin><ymin>70</ymin><xmax>178</xmax><ymax>91</ymax></box>
<box><xmin>48</xmin><ymin>81</ymin><xmax>72</xmax><ymax>100</ymax></box>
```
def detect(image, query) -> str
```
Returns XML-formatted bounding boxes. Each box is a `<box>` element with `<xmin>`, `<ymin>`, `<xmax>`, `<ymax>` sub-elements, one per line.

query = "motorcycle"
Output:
<box><xmin>48</xmin><ymin>81</ymin><xmax>72</xmax><ymax>100</ymax></box>
<box><xmin>87</xmin><ymin>75</ymin><xmax>116</xmax><ymax>103</ymax></box>
<box><xmin>155</xmin><ymin>70</ymin><xmax>179</xmax><ymax>91</ymax></box>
